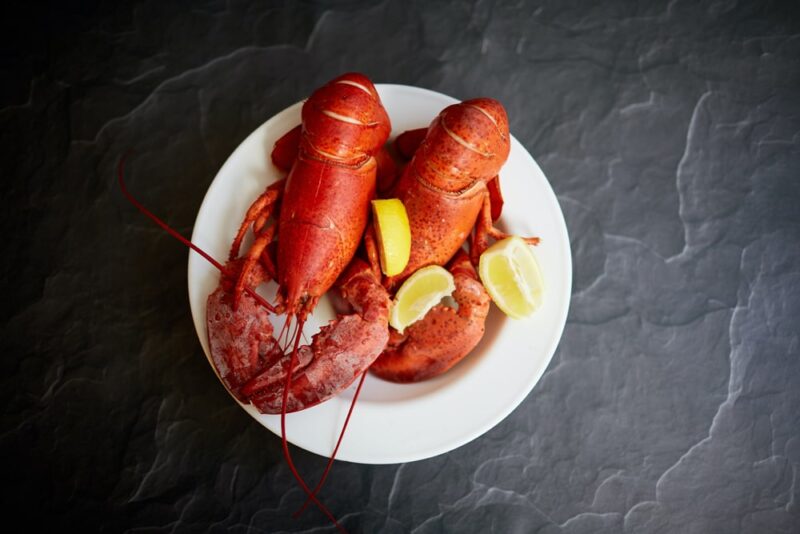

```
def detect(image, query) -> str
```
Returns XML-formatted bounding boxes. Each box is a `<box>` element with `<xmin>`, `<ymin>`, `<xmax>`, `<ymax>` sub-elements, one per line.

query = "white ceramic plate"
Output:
<box><xmin>188</xmin><ymin>84</ymin><xmax>571</xmax><ymax>464</ymax></box>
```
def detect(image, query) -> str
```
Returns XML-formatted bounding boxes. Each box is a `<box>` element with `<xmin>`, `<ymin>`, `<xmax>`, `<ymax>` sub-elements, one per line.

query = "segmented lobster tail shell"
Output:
<box><xmin>409</xmin><ymin>97</ymin><xmax>510</xmax><ymax>192</ymax></box>
<box><xmin>301</xmin><ymin>73</ymin><xmax>391</xmax><ymax>165</ymax></box>
<box><xmin>383</xmin><ymin>99</ymin><xmax>509</xmax><ymax>283</ymax></box>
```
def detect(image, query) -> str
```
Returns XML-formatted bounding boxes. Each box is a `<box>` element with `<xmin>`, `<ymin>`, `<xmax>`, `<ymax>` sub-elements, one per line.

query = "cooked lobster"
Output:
<box><xmin>368</xmin><ymin>98</ymin><xmax>539</xmax><ymax>383</ymax></box>
<box><xmin>205</xmin><ymin>72</ymin><xmax>393</xmax><ymax>532</ymax></box>
<box><xmin>212</xmin><ymin>72</ymin><xmax>391</xmax><ymax>413</ymax></box>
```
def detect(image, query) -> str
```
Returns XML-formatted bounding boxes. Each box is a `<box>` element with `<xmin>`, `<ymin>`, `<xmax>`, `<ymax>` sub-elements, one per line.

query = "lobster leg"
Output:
<box><xmin>471</xmin><ymin>192</ymin><xmax>541</xmax><ymax>265</ymax></box>
<box><xmin>471</xmin><ymin>192</ymin><xmax>492</xmax><ymax>266</ymax></box>
<box><xmin>271</xmin><ymin>125</ymin><xmax>302</xmax><ymax>172</ymax></box>
<box><xmin>363</xmin><ymin>223</ymin><xmax>382</xmax><ymax>281</ymax></box>
<box><xmin>234</xmin><ymin>221</ymin><xmax>277</xmax><ymax>308</ymax></box>
<box><xmin>394</xmin><ymin>127</ymin><xmax>428</xmax><ymax>160</ymax></box>
<box><xmin>375</xmin><ymin>145</ymin><xmax>399</xmax><ymax>194</ymax></box>
<box><xmin>486</xmin><ymin>175</ymin><xmax>504</xmax><ymax>221</ymax></box>
<box><xmin>370</xmin><ymin>250</ymin><xmax>490</xmax><ymax>383</ymax></box>
<box><xmin>229</xmin><ymin>179</ymin><xmax>284</xmax><ymax>261</ymax></box>
<box><xmin>259</xmin><ymin>242</ymin><xmax>278</xmax><ymax>283</ymax></box>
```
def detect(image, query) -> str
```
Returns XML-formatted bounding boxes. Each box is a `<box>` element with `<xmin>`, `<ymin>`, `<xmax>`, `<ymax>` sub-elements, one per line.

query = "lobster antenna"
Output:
<box><xmin>276</xmin><ymin>315</ymin><xmax>292</xmax><ymax>350</ymax></box>
<box><xmin>294</xmin><ymin>371</ymin><xmax>367</xmax><ymax>518</ymax></box>
<box><xmin>117</xmin><ymin>154</ymin><xmax>277</xmax><ymax>313</ymax></box>
<box><xmin>119</xmin><ymin>154</ymin><xmax>349</xmax><ymax>531</ymax></box>
<box><xmin>280</xmin><ymin>318</ymin><xmax>348</xmax><ymax>533</ymax></box>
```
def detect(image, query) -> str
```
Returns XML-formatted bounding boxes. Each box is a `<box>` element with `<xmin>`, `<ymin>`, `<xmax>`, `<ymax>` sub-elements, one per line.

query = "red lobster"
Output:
<box><xmin>120</xmin><ymin>73</ymin><xmax>393</xmax><ymax>532</ymax></box>
<box><xmin>208</xmin><ymin>72</ymin><xmax>392</xmax><ymax>414</ymax></box>
<box><xmin>119</xmin><ymin>73</ymin><xmax>391</xmax><ymax>532</ymax></box>
<box><xmin>203</xmin><ymin>73</ymin><xmax>394</xmax><ymax>532</ymax></box>
<box><xmin>368</xmin><ymin>98</ymin><xmax>539</xmax><ymax>383</ymax></box>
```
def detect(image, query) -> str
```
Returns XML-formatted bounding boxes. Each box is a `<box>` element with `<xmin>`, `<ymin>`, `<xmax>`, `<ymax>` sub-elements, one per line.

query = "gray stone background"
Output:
<box><xmin>2</xmin><ymin>1</ymin><xmax>799</xmax><ymax>532</ymax></box>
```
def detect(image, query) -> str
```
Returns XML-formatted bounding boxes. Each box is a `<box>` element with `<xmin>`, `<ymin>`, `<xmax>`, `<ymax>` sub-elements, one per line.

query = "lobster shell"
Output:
<box><xmin>277</xmin><ymin>153</ymin><xmax>379</xmax><ymax>312</ymax></box>
<box><xmin>276</xmin><ymin>73</ymin><xmax>391</xmax><ymax>317</ymax></box>
<box><xmin>388</xmin><ymin>98</ymin><xmax>510</xmax><ymax>283</ymax></box>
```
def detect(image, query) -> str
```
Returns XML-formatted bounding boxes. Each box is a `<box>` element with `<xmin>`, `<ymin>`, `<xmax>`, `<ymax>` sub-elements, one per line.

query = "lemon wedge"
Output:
<box><xmin>389</xmin><ymin>265</ymin><xmax>455</xmax><ymax>333</ymax></box>
<box><xmin>478</xmin><ymin>236</ymin><xmax>544</xmax><ymax>319</ymax></box>
<box><xmin>371</xmin><ymin>199</ymin><xmax>411</xmax><ymax>277</ymax></box>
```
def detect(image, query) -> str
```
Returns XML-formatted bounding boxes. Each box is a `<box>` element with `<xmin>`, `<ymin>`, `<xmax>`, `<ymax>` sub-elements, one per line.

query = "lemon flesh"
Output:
<box><xmin>478</xmin><ymin>236</ymin><xmax>544</xmax><ymax>319</ymax></box>
<box><xmin>371</xmin><ymin>199</ymin><xmax>411</xmax><ymax>277</ymax></box>
<box><xmin>389</xmin><ymin>265</ymin><xmax>455</xmax><ymax>333</ymax></box>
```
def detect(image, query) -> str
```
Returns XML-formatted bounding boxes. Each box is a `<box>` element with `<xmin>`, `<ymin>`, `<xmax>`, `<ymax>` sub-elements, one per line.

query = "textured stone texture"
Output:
<box><xmin>2</xmin><ymin>1</ymin><xmax>799</xmax><ymax>532</ymax></box>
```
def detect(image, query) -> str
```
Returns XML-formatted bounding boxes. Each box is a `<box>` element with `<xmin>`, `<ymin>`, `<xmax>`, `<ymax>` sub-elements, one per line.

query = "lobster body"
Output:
<box><xmin>277</xmin><ymin>153</ymin><xmax>378</xmax><ymax>316</ymax></box>
<box><xmin>390</xmin><ymin>175</ymin><xmax>485</xmax><ymax>283</ymax></box>
<box><xmin>278</xmin><ymin>74</ymin><xmax>390</xmax><ymax>318</ymax></box>
<box><xmin>388</xmin><ymin>98</ymin><xmax>510</xmax><ymax>283</ymax></box>
<box><xmin>372</xmin><ymin>97</ymin><xmax>539</xmax><ymax>383</ymax></box>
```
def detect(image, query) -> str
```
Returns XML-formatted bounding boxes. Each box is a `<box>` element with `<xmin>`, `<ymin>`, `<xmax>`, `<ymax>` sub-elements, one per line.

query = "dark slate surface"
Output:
<box><xmin>2</xmin><ymin>1</ymin><xmax>799</xmax><ymax>532</ymax></box>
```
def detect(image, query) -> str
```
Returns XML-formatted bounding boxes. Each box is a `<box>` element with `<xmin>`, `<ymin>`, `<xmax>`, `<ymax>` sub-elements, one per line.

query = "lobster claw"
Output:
<box><xmin>370</xmin><ymin>250</ymin><xmax>491</xmax><ymax>383</ymax></box>
<box><xmin>206</xmin><ymin>279</ymin><xmax>283</xmax><ymax>400</ymax></box>
<box><xmin>245</xmin><ymin>259</ymin><xmax>391</xmax><ymax>413</ymax></box>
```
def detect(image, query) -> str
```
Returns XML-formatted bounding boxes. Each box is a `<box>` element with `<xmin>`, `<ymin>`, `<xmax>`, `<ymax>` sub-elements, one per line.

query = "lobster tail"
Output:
<box><xmin>408</xmin><ymin>97</ymin><xmax>510</xmax><ymax>192</ymax></box>
<box><xmin>386</xmin><ymin>98</ymin><xmax>512</xmax><ymax>282</ymax></box>
<box><xmin>301</xmin><ymin>73</ymin><xmax>391</xmax><ymax>165</ymax></box>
